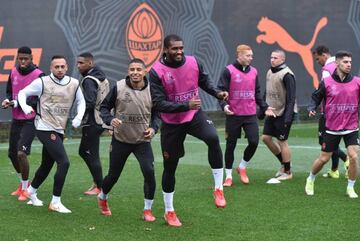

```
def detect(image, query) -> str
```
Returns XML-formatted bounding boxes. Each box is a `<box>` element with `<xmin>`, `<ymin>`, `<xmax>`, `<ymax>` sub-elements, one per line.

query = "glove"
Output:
<box><xmin>72</xmin><ymin>117</ymin><xmax>82</xmax><ymax>128</ymax></box>
<box><xmin>21</xmin><ymin>105</ymin><xmax>34</xmax><ymax>115</ymax></box>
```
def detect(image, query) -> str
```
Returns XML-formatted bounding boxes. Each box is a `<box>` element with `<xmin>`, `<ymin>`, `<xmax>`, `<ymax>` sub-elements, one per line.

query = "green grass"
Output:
<box><xmin>0</xmin><ymin>122</ymin><xmax>359</xmax><ymax>241</ymax></box>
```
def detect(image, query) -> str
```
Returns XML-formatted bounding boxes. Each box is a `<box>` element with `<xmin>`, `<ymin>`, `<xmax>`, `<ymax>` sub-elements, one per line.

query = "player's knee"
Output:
<box><xmin>278</xmin><ymin>140</ymin><xmax>288</xmax><ymax>149</ymax></box>
<box><xmin>92</xmin><ymin>161</ymin><xmax>102</xmax><ymax>169</ymax></box>
<box><xmin>348</xmin><ymin>152</ymin><xmax>358</xmax><ymax>164</ymax></box>
<box><xmin>60</xmin><ymin>160</ymin><xmax>70</xmax><ymax>170</ymax></box>
<box><xmin>226</xmin><ymin>138</ymin><xmax>237</xmax><ymax>148</ymax></box>
<box><xmin>142</xmin><ymin>165</ymin><xmax>154</xmax><ymax>176</ymax></box>
<box><xmin>261</xmin><ymin>135</ymin><xmax>271</xmax><ymax>144</ymax></box>
<box><xmin>205</xmin><ymin>134</ymin><xmax>220</xmax><ymax>147</ymax></box>
<box><xmin>144</xmin><ymin>173</ymin><xmax>156</xmax><ymax>184</ymax></box>
<box><xmin>78</xmin><ymin>148</ymin><xmax>86</xmax><ymax>158</ymax></box>
<box><xmin>318</xmin><ymin>155</ymin><xmax>330</xmax><ymax>164</ymax></box>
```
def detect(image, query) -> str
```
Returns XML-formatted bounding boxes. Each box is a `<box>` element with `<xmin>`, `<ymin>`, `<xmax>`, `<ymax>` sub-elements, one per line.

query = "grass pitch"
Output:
<box><xmin>0</xmin><ymin>123</ymin><xmax>359</xmax><ymax>241</ymax></box>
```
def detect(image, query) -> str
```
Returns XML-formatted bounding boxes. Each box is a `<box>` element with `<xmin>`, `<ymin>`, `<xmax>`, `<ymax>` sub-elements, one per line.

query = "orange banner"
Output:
<box><xmin>0</xmin><ymin>26</ymin><xmax>42</xmax><ymax>82</ymax></box>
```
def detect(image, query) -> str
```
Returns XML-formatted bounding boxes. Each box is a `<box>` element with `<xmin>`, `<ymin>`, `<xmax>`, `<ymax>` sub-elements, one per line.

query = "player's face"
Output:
<box><xmin>17</xmin><ymin>53</ymin><xmax>32</xmax><ymax>69</ymax></box>
<box><xmin>128</xmin><ymin>62</ymin><xmax>146</xmax><ymax>84</ymax></box>
<box><xmin>165</xmin><ymin>41</ymin><xmax>184</xmax><ymax>63</ymax></box>
<box><xmin>50</xmin><ymin>58</ymin><xmax>68</xmax><ymax>80</ymax></box>
<box><xmin>270</xmin><ymin>52</ymin><xmax>285</xmax><ymax>68</ymax></box>
<box><xmin>237</xmin><ymin>50</ymin><xmax>253</xmax><ymax>66</ymax></box>
<box><xmin>336</xmin><ymin>56</ymin><xmax>352</xmax><ymax>75</ymax></box>
<box><xmin>314</xmin><ymin>53</ymin><xmax>327</xmax><ymax>67</ymax></box>
<box><xmin>77</xmin><ymin>57</ymin><xmax>92</xmax><ymax>75</ymax></box>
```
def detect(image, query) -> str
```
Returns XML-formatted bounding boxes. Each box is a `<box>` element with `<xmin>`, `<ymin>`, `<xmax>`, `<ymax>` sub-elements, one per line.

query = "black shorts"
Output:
<box><xmin>225</xmin><ymin>115</ymin><xmax>259</xmax><ymax>141</ymax></box>
<box><xmin>8</xmin><ymin>119</ymin><xmax>36</xmax><ymax>156</ymax></box>
<box><xmin>160</xmin><ymin>110</ymin><xmax>218</xmax><ymax>159</ymax></box>
<box><xmin>262</xmin><ymin>115</ymin><xmax>293</xmax><ymax>141</ymax></box>
<box><xmin>321</xmin><ymin>131</ymin><xmax>359</xmax><ymax>152</ymax></box>
<box><xmin>318</xmin><ymin>114</ymin><xmax>325</xmax><ymax>145</ymax></box>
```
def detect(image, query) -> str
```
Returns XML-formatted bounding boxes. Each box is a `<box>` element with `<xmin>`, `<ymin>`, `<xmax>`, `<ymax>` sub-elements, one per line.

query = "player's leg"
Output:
<box><xmin>223</xmin><ymin>116</ymin><xmax>241</xmax><ymax>186</ymax></box>
<box><xmin>188</xmin><ymin>111</ymin><xmax>226</xmax><ymax>208</ymax></box>
<box><xmin>134</xmin><ymin>142</ymin><xmax>156</xmax><ymax>222</ymax></box>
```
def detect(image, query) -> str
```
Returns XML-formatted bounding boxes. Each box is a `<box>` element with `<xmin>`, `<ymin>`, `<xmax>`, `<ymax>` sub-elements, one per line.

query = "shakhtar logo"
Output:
<box><xmin>126</xmin><ymin>3</ymin><xmax>164</xmax><ymax>71</ymax></box>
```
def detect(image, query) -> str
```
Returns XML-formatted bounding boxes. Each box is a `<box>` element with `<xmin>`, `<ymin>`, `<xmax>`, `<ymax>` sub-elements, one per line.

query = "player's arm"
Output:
<box><xmin>197</xmin><ymin>59</ymin><xmax>228</xmax><ymax>101</ymax></box>
<box><xmin>25</xmin><ymin>72</ymin><xmax>45</xmax><ymax>109</ymax></box>
<box><xmin>18</xmin><ymin>77</ymin><xmax>43</xmax><ymax>114</ymax></box>
<box><xmin>2</xmin><ymin>74</ymin><xmax>14</xmax><ymax>109</ymax></box>
<box><xmin>217</xmin><ymin>67</ymin><xmax>231</xmax><ymax>110</ymax></box>
<box><xmin>71</xmin><ymin>85</ymin><xmax>86</xmax><ymax>128</ymax></box>
<box><xmin>100</xmin><ymin>84</ymin><xmax>117</xmax><ymax>126</ymax></box>
<box><xmin>255</xmin><ymin>75</ymin><xmax>270</xmax><ymax>113</ymax></box>
<box><xmin>82</xmin><ymin>77</ymin><xmax>98</xmax><ymax>110</ymax></box>
<box><xmin>283</xmin><ymin>73</ymin><xmax>296</xmax><ymax>125</ymax></box>
<box><xmin>150</xmin><ymin>107</ymin><xmax>161</xmax><ymax>134</ymax></box>
<box><xmin>308</xmin><ymin>80</ymin><xmax>326</xmax><ymax>116</ymax></box>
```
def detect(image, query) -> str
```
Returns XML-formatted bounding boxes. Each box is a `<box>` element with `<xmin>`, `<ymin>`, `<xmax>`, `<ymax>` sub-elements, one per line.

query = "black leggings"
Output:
<box><xmin>225</xmin><ymin>121</ymin><xmax>259</xmax><ymax>169</ymax></box>
<box><xmin>32</xmin><ymin>131</ymin><xmax>69</xmax><ymax>196</ymax></box>
<box><xmin>79</xmin><ymin>125</ymin><xmax>104</xmax><ymax>187</ymax></box>
<box><xmin>161</xmin><ymin>111</ymin><xmax>223</xmax><ymax>193</ymax></box>
<box><xmin>331</xmin><ymin>148</ymin><xmax>347</xmax><ymax>169</ymax></box>
<box><xmin>102</xmin><ymin>139</ymin><xmax>156</xmax><ymax>200</ymax></box>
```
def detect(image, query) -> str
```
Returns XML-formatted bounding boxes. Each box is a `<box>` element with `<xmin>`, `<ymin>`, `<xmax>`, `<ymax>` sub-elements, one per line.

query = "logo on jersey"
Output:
<box><xmin>126</xmin><ymin>3</ymin><xmax>164</xmax><ymax>71</ymax></box>
<box><xmin>234</xmin><ymin>74</ymin><xmax>242</xmax><ymax>83</ymax></box>
<box><xmin>206</xmin><ymin>120</ymin><xmax>213</xmax><ymax>125</ymax></box>
<box><xmin>122</xmin><ymin>92</ymin><xmax>133</xmax><ymax>103</ymax></box>
<box><xmin>165</xmin><ymin>72</ymin><xmax>175</xmax><ymax>84</ymax></box>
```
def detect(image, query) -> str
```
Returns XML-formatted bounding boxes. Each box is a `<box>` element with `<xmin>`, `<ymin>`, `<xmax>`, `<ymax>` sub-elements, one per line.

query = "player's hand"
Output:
<box><xmin>308</xmin><ymin>110</ymin><xmax>316</xmax><ymax>117</ymax></box>
<box><xmin>111</xmin><ymin>118</ymin><xmax>122</xmax><ymax>128</ymax></box>
<box><xmin>21</xmin><ymin>105</ymin><xmax>34</xmax><ymax>115</ymax></box>
<box><xmin>217</xmin><ymin>91</ymin><xmax>229</xmax><ymax>101</ymax></box>
<box><xmin>224</xmin><ymin>105</ymin><xmax>234</xmax><ymax>115</ymax></box>
<box><xmin>1</xmin><ymin>99</ymin><xmax>11</xmax><ymax>109</ymax></box>
<box><xmin>189</xmin><ymin>99</ymin><xmax>201</xmax><ymax>110</ymax></box>
<box><xmin>144</xmin><ymin>128</ymin><xmax>155</xmax><ymax>139</ymax></box>
<box><xmin>265</xmin><ymin>107</ymin><xmax>276</xmax><ymax>117</ymax></box>
<box><xmin>72</xmin><ymin>117</ymin><xmax>82</xmax><ymax>128</ymax></box>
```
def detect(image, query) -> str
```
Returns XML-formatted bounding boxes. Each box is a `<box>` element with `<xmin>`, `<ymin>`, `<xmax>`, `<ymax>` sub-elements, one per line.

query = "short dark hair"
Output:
<box><xmin>17</xmin><ymin>46</ymin><xmax>32</xmax><ymax>54</ymax></box>
<box><xmin>78</xmin><ymin>52</ymin><xmax>94</xmax><ymax>60</ymax></box>
<box><xmin>51</xmin><ymin>55</ymin><xmax>66</xmax><ymax>61</ymax></box>
<box><xmin>335</xmin><ymin>50</ymin><xmax>352</xmax><ymax>60</ymax></box>
<box><xmin>164</xmin><ymin>34</ymin><xmax>183</xmax><ymax>48</ymax></box>
<box><xmin>129</xmin><ymin>58</ymin><xmax>146</xmax><ymax>68</ymax></box>
<box><xmin>313</xmin><ymin>45</ymin><xmax>330</xmax><ymax>55</ymax></box>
